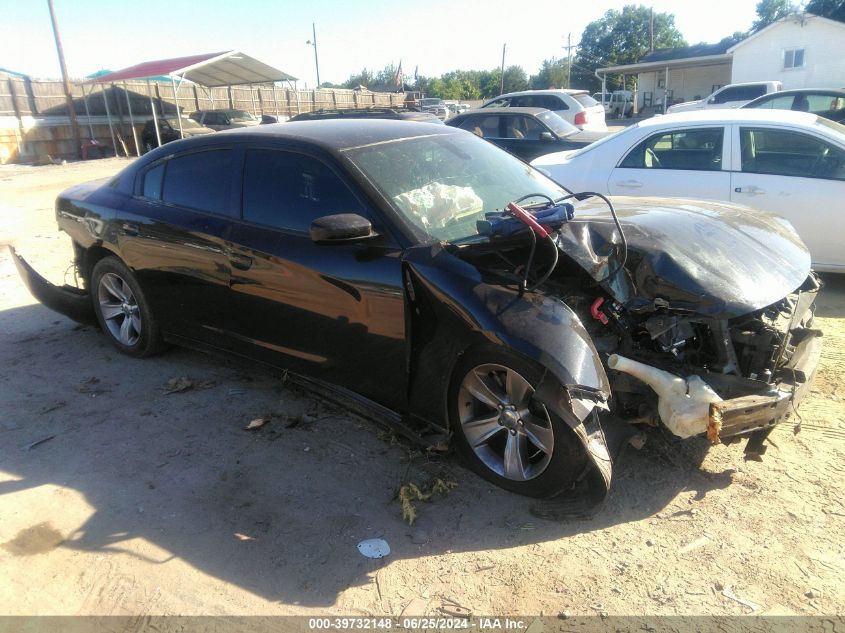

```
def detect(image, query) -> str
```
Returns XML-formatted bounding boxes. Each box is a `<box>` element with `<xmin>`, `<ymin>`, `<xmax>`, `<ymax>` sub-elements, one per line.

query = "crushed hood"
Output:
<box><xmin>557</xmin><ymin>196</ymin><xmax>812</xmax><ymax>318</ymax></box>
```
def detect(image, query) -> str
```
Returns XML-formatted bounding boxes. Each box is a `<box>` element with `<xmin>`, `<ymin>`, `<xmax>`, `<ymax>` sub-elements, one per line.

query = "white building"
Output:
<box><xmin>597</xmin><ymin>12</ymin><xmax>845</xmax><ymax>113</ymax></box>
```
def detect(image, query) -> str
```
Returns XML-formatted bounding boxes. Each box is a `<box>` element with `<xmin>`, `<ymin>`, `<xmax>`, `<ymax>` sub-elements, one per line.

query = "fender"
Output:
<box><xmin>402</xmin><ymin>243</ymin><xmax>617</xmax><ymax>503</ymax></box>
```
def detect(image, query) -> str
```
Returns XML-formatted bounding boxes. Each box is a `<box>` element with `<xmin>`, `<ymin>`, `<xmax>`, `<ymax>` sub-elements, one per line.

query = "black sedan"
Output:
<box><xmin>14</xmin><ymin>120</ymin><xmax>822</xmax><ymax>504</ymax></box>
<box><xmin>141</xmin><ymin>116</ymin><xmax>214</xmax><ymax>152</ymax></box>
<box><xmin>446</xmin><ymin>107</ymin><xmax>596</xmax><ymax>161</ymax></box>
<box><xmin>742</xmin><ymin>88</ymin><xmax>845</xmax><ymax>123</ymax></box>
<box><xmin>289</xmin><ymin>107</ymin><xmax>443</xmax><ymax>124</ymax></box>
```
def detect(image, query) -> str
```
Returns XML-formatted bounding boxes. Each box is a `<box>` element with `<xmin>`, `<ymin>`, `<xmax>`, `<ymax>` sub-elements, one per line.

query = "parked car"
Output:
<box><xmin>140</xmin><ymin>117</ymin><xmax>214</xmax><ymax>152</ymax></box>
<box><xmin>592</xmin><ymin>90</ymin><xmax>634</xmax><ymax>118</ymax></box>
<box><xmin>14</xmin><ymin>120</ymin><xmax>821</xmax><ymax>503</ymax></box>
<box><xmin>446</xmin><ymin>107</ymin><xmax>588</xmax><ymax>161</ymax></box>
<box><xmin>416</xmin><ymin>98</ymin><xmax>449</xmax><ymax>120</ymax></box>
<box><xmin>667</xmin><ymin>81</ymin><xmax>782</xmax><ymax>114</ymax></box>
<box><xmin>531</xmin><ymin>109</ymin><xmax>845</xmax><ymax>271</ymax></box>
<box><xmin>481</xmin><ymin>89</ymin><xmax>607</xmax><ymax>132</ymax></box>
<box><xmin>189</xmin><ymin>109</ymin><xmax>261</xmax><ymax>130</ymax></box>
<box><xmin>289</xmin><ymin>107</ymin><xmax>443</xmax><ymax>124</ymax></box>
<box><xmin>742</xmin><ymin>88</ymin><xmax>845</xmax><ymax>123</ymax></box>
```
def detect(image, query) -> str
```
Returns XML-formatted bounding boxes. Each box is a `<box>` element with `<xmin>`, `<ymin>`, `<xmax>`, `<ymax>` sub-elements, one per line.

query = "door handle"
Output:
<box><xmin>734</xmin><ymin>186</ymin><xmax>766</xmax><ymax>195</ymax></box>
<box><xmin>120</xmin><ymin>222</ymin><xmax>139</xmax><ymax>236</ymax></box>
<box><xmin>228</xmin><ymin>253</ymin><xmax>253</xmax><ymax>271</ymax></box>
<box><xmin>615</xmin><ymin>180</ymin><xmax>643</xmax><ymax>188</ymax></box>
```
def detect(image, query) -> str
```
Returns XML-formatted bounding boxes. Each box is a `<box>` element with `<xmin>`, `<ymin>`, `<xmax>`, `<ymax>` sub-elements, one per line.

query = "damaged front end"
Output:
<box><xmin>453</xmin><ymin>195</ymin><xmax>823</xmax><ymax>462</ymax></box>
<box><xmin>553</xmin><ymin>197</ymin><xmax>823</xmax><ymax>454</ymax></box>
<box><xmin>604</xmin><ymin>274</ymin><xmax>822</xmax><ymax>446</ymax></box>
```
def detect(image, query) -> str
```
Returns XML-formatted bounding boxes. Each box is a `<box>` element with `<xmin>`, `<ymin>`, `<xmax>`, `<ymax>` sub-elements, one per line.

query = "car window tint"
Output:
<box><xmin>242</xmin><ymin>149</ymin><xmax>366</xmax><ymax>232</ymax></box>
<box><xmin>484</xmin><ymin>98</ymin><xmax>510</xmax><ymax>108</ymax></box>
<box><xmin>620</xmin><ymin>128</ymin><xmax>723</xmax><ymax>171</ymax></box>
<box><xmin>807</xmin><ymin>94</ymin><xmax>845</xmax><ymax>112</ymax></box>
<box><xmin>571</xmin><ymin>94</ymin><xmax>596</xmax><ymax>108</ymax></box>
<box><xmin>459</xmin><ymin>115</ymin><xmax>499</xmax><ymax>139</ymax></box>
<box><xmin>740</xmin><ymin>127</ymin><xmax>845</xmax><ymax>180</ymax></box>
<box><xmin>750</xmin><ymin>95</ymin><xmax>794</xmax><ymax>110</ymax></box>
<box><xmin>142</xmin><ymin>163</ymin><xmax>165</xmax><ymax>200</ymax></box>
<box><xmin>502</xmin><ymin>115</ymin><xmax>545</xmax><ymax>140</ymax></box>
<box><xmin>537</xmin><ymin>95</ymin><xmax>565</xmax><ymax>110</ymax></box>
<box><xmin>713</xmin><ymin>85</ymin><xmax>765</xmax><ymax>104</ymax></box>
<box><xmin>162</xmin><ymin>149</ymin><xmax>233</xmax><ymax>215</ymax></box>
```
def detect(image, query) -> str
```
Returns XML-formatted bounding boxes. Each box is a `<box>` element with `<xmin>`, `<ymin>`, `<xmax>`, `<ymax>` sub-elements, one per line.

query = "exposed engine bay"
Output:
<box><xmin>452</xmin><ymin>195</ymin><xmax>823</xmax><ymax>451</ymax></box>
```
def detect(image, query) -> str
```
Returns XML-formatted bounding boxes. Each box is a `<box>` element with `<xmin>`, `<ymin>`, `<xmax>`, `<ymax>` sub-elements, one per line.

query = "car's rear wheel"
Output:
<box><xmin>91</xmin><ymin>257</ymin><xmax>163</xmax><ymax>358</ymax></box>
<box><xmin>449</xmin><ymin>348</ymin><xmax>588</xmax><ymax>498</ymax></box>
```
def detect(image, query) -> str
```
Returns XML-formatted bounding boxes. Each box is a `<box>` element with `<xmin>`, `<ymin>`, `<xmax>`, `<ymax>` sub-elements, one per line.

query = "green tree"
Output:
<box><xmin>572</xmin><ymin>5</ymin><xmax>686</xmax><ymax>92</ymax></box>
<box><xmin>530</xmin><ymin>58</ymin><xmax>570</xmax><ymax>89</ymax></box>
<box><xmin>805</xmin><ymin>0</ymin><xmax>845</xmax><ymax>21</ymax></box>
<box><xmin>752</xmin><ymin>0</ymin><xmax>797</xmax><ymax>31</ymax></box>
<box><xmin>478</xmin><ymin>70</ymin><xmax>502</xmax><ymax>99</ymax></box>
<box><xmin>341</xmin><ymin>68</ymin><xmax>375</xmax><ymax>89</ymax></box>
<box><xmin>502</xmin><ymin>66</ymin><xmax>529</xmax><ymax>93</ymax></box>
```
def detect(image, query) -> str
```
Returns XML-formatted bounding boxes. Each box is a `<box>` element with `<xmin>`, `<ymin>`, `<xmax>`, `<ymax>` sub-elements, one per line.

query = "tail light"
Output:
<box><xmin>574</xmin><ymin>111</ymin><xmax>588</xmax><ymax>126</ymax></box>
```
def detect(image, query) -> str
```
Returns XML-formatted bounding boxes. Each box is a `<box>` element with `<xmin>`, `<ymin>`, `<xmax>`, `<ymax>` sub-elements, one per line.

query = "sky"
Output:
<box><xmin>1</xmin><ymin>0</ymin><xmax>762</xmax><ymax>87</ymax></box>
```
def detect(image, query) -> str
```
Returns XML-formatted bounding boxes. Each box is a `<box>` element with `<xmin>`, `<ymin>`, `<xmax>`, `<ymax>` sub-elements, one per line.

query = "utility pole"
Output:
<box><xmin>649</xmin><ymin>7</ymin><xmax>654</xmax><ymax>52</ymax></box>
<box><xmin>563</xmin><ymin>33</ymin><xmax>576</xmax><ymax>88</ymax></box>
<box><xmin>500</xmin><ymin>43</ymin><xmax>506</xmax><ymax>94</ymax></box>
<box><xmin>306</xmin><ymin>23</ymin><xmax>321</xmax><ymax>88</ymax></box>
<box><xmin>47</xmin><ymin>0</ymin><xmax>81</xmax><ymax>159</ymax></box>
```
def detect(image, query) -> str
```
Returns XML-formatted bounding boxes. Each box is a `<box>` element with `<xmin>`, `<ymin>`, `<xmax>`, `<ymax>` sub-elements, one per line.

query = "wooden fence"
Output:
<box><xmin>0</xmin><ymin>77</ymin><xmax>407</xmax><ymax>164</ymax></box>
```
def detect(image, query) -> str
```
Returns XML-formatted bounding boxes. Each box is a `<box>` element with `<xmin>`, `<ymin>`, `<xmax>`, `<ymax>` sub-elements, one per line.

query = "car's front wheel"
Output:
<box><xmin>91</xmin><ymin>256</ymin><xmax>163</xmax><ymax>358</ymax></box>
<box><xmin>449</xmin><ymin>349</ymin><xmax>588</xmax><ymax>498</ymax></box>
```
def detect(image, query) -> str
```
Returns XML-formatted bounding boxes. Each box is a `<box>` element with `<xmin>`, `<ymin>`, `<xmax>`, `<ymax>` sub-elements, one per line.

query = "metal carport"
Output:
<box><xmin>87</xmin><ymin>51</ymin><xmax>297</xmax><ymax>155</ymax></box>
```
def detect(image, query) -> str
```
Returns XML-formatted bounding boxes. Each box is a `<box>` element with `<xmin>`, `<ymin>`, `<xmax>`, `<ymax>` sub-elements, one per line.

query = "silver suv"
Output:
<box><xmin>417</xmin><ymin>98</ymin><xmax>448</xmax><ymax>121</ymax></box>
<box><xmin>482</xmin><ymin>89</ymin><xmax>607</xmax><ymax>131</ymax></box>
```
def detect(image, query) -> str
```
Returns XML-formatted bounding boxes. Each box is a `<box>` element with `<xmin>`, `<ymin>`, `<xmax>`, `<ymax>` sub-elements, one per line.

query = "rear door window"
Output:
<box><xmin>161</xmin><ymin>149</ymin><xmax>234</xmax><ymax>215</ymax></box>
<box><xmin>241</xmin><ymin>149</ymin><xmax>366</xmax><ymax>233</ymax></box>
<box><xmin>739</xmin><ymin>127</ymin><xmax>845</xmax><ymax>180</ymax></box>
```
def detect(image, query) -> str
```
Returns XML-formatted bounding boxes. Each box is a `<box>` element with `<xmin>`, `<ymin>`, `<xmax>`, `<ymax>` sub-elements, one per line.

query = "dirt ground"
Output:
<box><xmin>0</xmin><ymin>158</ymin><xmax>843</xmax><ymax>618</ymax></box>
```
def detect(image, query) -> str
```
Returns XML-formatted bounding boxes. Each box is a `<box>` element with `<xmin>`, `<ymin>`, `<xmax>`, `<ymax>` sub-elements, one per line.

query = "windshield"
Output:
<box><xmin>228</xmin><ymin>110</ymin><xmax>257</xmax><ymax>122</ymax></box>
<box><xmin>537</xmin><ymin>110</ymin><xmax>578</xmax><ymax>137</ymax></box>
<box><xmin>342</xmin><ymin>131</ymin><xmax>568</xmax><ymax>243</ymax></box>
<box><xmin>419</xmin><ymin>98</ymin><xmax>444</xmax><ymax>106</ymax></box>
<box><xmin>164</xmin><ymin>117</ymin><xmax>204</xmax><ymax>129</ymax></box>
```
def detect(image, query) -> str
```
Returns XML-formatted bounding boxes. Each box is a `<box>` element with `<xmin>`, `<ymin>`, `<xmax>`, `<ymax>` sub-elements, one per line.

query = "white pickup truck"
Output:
<box><xmin>667</xmin><ymin>81</ymin><xmax>782</xmax><ymax>113</ymax></box>
<box><xmin>592</xmin><ymin>90</ymin><xmax>634</xmax><ymax>118</ymax></box>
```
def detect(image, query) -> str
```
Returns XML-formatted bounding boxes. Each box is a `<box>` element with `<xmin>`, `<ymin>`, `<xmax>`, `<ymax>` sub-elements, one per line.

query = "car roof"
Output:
<box><xmin>455</xmin><ymin>107</ymin><xmax>551</xmax><ymax>116</ymax></box>
<box><xmin>207</xmin><ymin>119</ymin><xmax>457</xmax><ymax>151</ymax></box>
<box><xmin>753</xmin><ymin>88</ymin><xmax>845</xmax><ymax>96</ymax></box>
<box><xmin>491</xmin><ymin>89</ymin><xmax>588</xmax><ymax>98</ymax></box>
<box><xmin>636</xmin><ymin>109</ymin><xmax>822</xmax><ymax>128</ymax></box>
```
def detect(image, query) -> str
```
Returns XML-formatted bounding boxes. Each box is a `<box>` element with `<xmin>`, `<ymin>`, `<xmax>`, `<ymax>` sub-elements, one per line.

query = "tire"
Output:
<box><xmin>449</xmin><ymin>347</ymin><xmax>589</xmax><ymax>498</ymax></box>
<box><xmin>91</xmin><ymin>256</ymin><xmax>163</xmax><ymax>358</ymax></box>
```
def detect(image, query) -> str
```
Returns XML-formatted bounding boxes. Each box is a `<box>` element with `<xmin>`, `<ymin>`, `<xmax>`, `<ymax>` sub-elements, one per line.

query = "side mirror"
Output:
<box><xmin>310</xmin><ymin>213</ymin><xmax>374</xmax><ymax>243</ymax></box>
<box><xmin>539</xmin><ymin>131</ymin><xmax>556</xmax><ymax>142</ymax></box>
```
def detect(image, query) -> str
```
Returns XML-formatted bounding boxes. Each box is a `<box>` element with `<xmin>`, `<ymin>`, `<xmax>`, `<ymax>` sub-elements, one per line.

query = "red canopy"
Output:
<box><xmin>88</xmin><ymin>51</ymin><xmax>296</xmax><ymax>86</ymax></box>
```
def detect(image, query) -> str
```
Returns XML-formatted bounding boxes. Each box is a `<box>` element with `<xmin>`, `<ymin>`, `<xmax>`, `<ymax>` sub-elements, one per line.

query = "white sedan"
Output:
<box><xmin>531</xmin><ymin>110</ymin><xmax>845</xmax><ymax>272</ymax></box>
